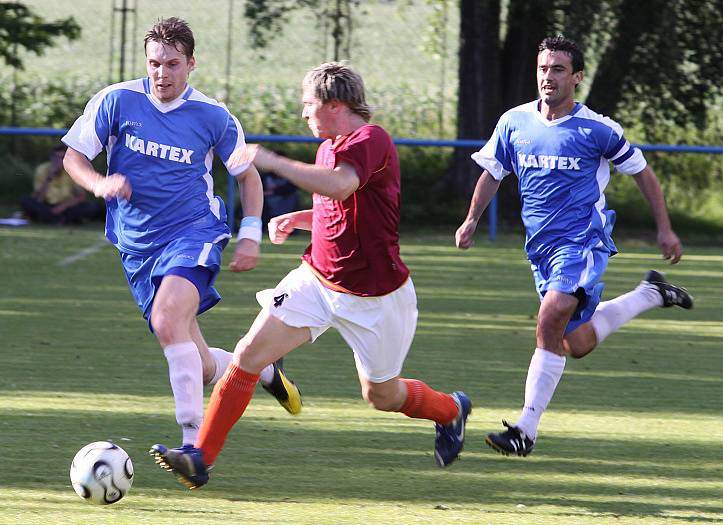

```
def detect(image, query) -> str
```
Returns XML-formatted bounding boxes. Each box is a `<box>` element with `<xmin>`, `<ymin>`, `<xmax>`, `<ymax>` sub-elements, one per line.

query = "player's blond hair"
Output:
<box><xmin>303</xmin><ymin>62</ymin><xmax>372</xmax><ymax>121</ymax></box>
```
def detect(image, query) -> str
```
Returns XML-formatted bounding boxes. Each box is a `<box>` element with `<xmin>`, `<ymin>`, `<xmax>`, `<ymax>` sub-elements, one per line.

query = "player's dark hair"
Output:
<box><xmin>538</xmin><ymin>36</ymin><xmax>584</xmax><ymax>73</ymax></box>
<box><xmin>144</xmin><ymin>17</ymin><xmax>195</xmax><ymax>58</ymax></box>
<box><xmin>303</xmin><ymin>62</ymin><xmax>372</xmax><ymax>122</ymax></box>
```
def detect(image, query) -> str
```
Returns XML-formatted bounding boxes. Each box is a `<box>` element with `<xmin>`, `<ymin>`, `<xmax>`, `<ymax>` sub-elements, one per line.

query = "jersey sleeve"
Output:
<box><xmin>62</xmin><ymin>88</ymin><xmax>113</xmax><ymax>160</ymax></box>
<box><xmin>471</xmin><ymin>117</ymin><xmax>514</xmax><ymax>181</ymax></box>
<box><xmin>335</xmin><ymin>126</ymin><xmax>389</xmax><ymax>188</ymax></box>
<box><xmin>600</xmin><ymin>118</ymin><xmax>647</xmax><ymax>175</ymax></box>
<box><xmin>216</xmin><ymin>112</ymin><xmax>251</xmax><ymax>176</ymax></box>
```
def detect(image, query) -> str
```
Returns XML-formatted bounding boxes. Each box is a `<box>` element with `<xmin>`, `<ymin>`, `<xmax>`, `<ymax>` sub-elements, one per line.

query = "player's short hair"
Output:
<box><xmin>144</xmin><ymin>17</ymin><xmax>195</xmax><ymax>58</ymax></box>
<box><xmin>303</xmin><ymin>62</ymin><xmax>372</xmax><ymax>121</ymax></box>
<box><xmin>538</xmin><ymin>36</ymin><xmax>584</xmax><ymax>73</ymax></box>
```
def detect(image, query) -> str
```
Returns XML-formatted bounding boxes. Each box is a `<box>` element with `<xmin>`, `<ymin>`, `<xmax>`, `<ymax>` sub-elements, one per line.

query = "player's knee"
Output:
<box><xmin>232</xmin><ymin>337</ymin><xmax>267</xmax><ymax>373</ymax></box>
<box><xmin>563</xmin><ymin>325</ymin><xmax>597</xmax><ymax>359</ymax></box>
<box><xmin>363</xmin><ymin>387</ymin><xmax>399</xmax><ymax>412</ymax></box>
<box><xmin>151</xmin><ymin>310</ymin><xmax>177</xmax><ymax>347</ymax></box>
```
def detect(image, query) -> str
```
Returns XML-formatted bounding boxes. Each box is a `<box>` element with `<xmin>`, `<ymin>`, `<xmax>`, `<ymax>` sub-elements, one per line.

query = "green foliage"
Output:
<box><xmin>610</xmin><ymin>94</ymin><xmax>723</xmax><ymax>233</ymax></box>
<box><xmin>0</xmin><ymin>1</ymin><xmax>80</xmax><ymax>69</ymax></box>
<box><xmin>0</xmin><ymin>150</ymin><xmax>33</xmax><ymax>201</ymax></box>
<box><xmin>244</xmin><ymin>0</ymin><xmax>361</xmax><ymax>60</ymax></box>
<box><xmin>0</xmin><ymin>74</ymin><xmax>102</xmax><ymax>128</ymax></box>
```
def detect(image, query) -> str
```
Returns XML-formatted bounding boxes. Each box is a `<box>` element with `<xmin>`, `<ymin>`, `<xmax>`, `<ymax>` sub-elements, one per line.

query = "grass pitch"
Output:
<box><xmin>1</xmin><ymin>224</ymin><xmax>721</xmax><ymax>524</ymax></box>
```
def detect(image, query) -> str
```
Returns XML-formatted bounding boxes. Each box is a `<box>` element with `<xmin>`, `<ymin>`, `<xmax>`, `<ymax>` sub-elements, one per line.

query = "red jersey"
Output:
<box><xmin>301</xmin><ymin>124</ymin><xmax>409</xmax><ymax>296</ymax></box>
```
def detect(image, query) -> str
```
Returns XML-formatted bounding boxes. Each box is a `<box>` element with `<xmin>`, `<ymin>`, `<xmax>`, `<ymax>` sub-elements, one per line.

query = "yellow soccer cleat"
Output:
<box><xmin>261</xmin><ymin>360</ymin><xmax>303</xmax><ymax>415</ymax></box>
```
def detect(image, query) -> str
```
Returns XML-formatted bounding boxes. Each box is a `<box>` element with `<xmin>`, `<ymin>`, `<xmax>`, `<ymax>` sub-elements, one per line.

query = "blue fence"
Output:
<box><xmin>2</xmin><ymin>127</ymin><xmax>722</xmax><ymax>240</ymax></box>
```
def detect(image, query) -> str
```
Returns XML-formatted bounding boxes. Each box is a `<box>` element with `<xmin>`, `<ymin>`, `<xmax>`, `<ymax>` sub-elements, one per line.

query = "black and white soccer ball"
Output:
<box><xmin>69</xmin><ymin>441</ymin><xmax>134</xmax><ymax>504</ymax></box>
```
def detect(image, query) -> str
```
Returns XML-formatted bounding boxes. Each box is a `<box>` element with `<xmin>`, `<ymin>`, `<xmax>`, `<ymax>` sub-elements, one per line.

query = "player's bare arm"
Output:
<box><xmin>229</xmin><ymin>164</ymin><xmax>263</xmax><ymax>273</ymax></box>
<box><xmin>63</xmin><ymin>147</ymin><xmax>132</xmax><ymax>200</ymax></box>
<box><xmin>241</xmin><ymin>144</ymin><xmax>360</xmax><ymax>201</ymax></box>
<box><xmin>268</xmin><ymin>209</ymin><xmax>313</xmax><ymax>245</ymax></box>
<box><xmin>455</xmin><ymin>171</ymin><xmax>501</xmax><ymax>249</ymax></box>
<box><xmin>632</xmin><ymin>165</ymin><xmax>683</xmax><ymax>264</ymax></box>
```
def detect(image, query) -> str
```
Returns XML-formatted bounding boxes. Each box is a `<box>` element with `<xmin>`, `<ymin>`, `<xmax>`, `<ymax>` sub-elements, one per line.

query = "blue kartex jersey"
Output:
<box><xmin>63</xmin><ymin>78</ymin><xmax>251</xmax><ymax>255</ymax></box>
<box><xmin>472</xmin><ymin>101</ymin><xmax>647</xmax><ymax>260</ymax></box>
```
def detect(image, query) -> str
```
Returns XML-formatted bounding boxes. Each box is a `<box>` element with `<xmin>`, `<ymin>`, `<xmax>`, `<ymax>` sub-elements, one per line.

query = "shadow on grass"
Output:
<box><xmin>3</xmin><ymin>409</ymin><xmax>722</xmax><ymax>521</ymax></box>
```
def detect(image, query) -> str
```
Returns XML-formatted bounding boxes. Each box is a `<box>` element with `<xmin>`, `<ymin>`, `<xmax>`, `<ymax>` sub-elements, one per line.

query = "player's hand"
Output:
<box><xmin>228</xmin><ymin>144</ymin><xmax>278</xmax><ymax>172</ymax></box>
<box><xmin>657</xmin><ymin>228</ymin><xmax>683</xmax><ymax>264</ymax></box>
<box><xmin>93</xmin><ymin>173</ymin><xmax>132</xmax><ymax>200</ymax></box>
<box><xmin>455</xmin><ymin>219</ymin><xmax>478</xmax><ymax>249</ymax></box>
<box><xmin>229</xmin><ymin>238</ymin><xmax>259</xmax><ymax>272</ymax></box>
<box><xmin>268</xmin><ymin>215</ymin><xmax>296</xmax><ymax>244</ymax></box>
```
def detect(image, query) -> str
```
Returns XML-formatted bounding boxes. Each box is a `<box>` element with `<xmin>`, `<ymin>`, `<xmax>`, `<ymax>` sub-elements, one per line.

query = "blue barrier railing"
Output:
<box><xmin>3</xmin><ymin>127</ymin><xmax>722</xmax><ymax>240</ymax></box>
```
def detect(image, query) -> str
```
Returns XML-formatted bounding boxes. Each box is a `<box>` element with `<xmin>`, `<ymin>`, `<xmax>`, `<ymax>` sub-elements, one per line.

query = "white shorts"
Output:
<box><xmin>256</xmin><ymin>264</ymin><xmax>418</xmax><ymax>383</ymax></box>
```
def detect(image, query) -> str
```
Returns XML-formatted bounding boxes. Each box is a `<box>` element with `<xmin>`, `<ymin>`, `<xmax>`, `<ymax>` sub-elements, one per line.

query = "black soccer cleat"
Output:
<box><xmin>643</xmin><ymin>270</ymin><xmax>694</xmax><ymax>309</ymax></box>
<box><xmin>485</xmin><ymin>420</ymin><xmax>535</xmax><ymax>457</ymax></box>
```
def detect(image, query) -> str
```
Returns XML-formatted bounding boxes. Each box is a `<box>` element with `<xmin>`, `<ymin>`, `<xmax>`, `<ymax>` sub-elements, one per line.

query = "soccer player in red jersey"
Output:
<box><xmin>151</xmin><ymin>62</ymin><xmax>472</xmax><ymax>488</ymax></box>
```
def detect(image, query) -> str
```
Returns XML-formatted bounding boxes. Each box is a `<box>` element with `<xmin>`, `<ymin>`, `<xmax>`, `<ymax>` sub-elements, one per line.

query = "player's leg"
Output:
<box><xmin>150</xmin><ymin>310</ymin><xmax>310</xmax><ymax>488</ymax></box>
<box><xmin>150</xmin><ymin>265</ymin><xmax>325</xmax><ymax>488</ymax></box>
<box><xmin>343</xmin><ymin>278</ymin><xmax>471</xmax><ymax>467</ymax></box>
<box><xmin>254</xmin><ymin>289</ymin><xmax>304</xmax><ymax>415</ymax></box>
<box><xmin>487</xmin><ymin>246</ymin><xmax>593</xmax><ymax>457</ymax></box>
<box><xmin>566</xmin><ymin>269</ymin><xmax>694</xmax><ymax>358</ymax></box>
<box><xmin>151</xmin><ymin>274</ymin><xmax>206</xmax><ymax>447</ymax></box>
<box><xmin>487</xmin><ymin>290</ymin><xmax>577</xmax><ymax>457</ymax></box>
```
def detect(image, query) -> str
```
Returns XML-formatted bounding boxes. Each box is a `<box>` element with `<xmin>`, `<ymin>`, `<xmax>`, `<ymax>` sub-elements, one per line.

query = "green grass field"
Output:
<box><xmin>1</xmin><ymin>225</ymin><xmax>722</xmax><ymax>524</ymax></box>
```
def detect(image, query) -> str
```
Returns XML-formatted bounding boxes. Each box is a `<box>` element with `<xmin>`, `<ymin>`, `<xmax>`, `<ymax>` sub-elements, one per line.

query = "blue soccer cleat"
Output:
<box><xmin>434</xmin><ymin>391</ymin><xmax>472</xmax><ymax>467</ymax></box>
<box><xmin>149</xmin><ymin>444</ymin><xmax>211</xmax><ymax>489</ymax></box>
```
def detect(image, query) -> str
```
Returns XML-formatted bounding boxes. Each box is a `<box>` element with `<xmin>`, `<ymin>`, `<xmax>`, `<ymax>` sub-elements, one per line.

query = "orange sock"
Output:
<box><xmin>196</xmin><ymin>364</ymin><xmax>259</xmax><ymax>466</ymax></box>
<box><xmin>399</xmin><ymin>378</ymin><xmax>458</xmax><ymax>425</ymax></box>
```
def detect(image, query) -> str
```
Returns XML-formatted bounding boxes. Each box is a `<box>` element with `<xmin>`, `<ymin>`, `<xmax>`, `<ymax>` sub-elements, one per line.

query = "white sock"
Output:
<box><xmin>515</xmin><ymin>348</ymin><xmax>566</xmax><ymax>440</ymax></box>
<box><xmin>209</xmin><ymin>346</ymin><xmax>275</xmax><ymax>385</ymax></box>
<box><xmin>590</xmin><ymin>281</ymin><xmax>662</xmax><ymax>344</ymax></box>
<box><xmin>163</xmin><ymin>342</ymin><xmax>204</xmax><ymax>446</ymax></box>
<box><xmin>208</xmin><ymin>347</ymin><xmax>233</xmax><ymax>385</ymax></box>
<box><xmin>259</xmin><ymin>363</ymin><xmax>275</xmax><ymax>385</ymax></box>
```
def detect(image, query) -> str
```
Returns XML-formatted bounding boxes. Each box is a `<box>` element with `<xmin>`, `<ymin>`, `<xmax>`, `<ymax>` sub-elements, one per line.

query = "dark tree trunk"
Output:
<box><xmin>447</xmin><ymin>0</ymin><xmax>502</xmax><ymax>199</ymax></box>
<box><xmin>585</xmin><ymin>0</ymin><xmax>667</xmax><ymax>118</ymax></box>
<box><xmin>499</xmin><ymin>0</ymin><xmax>550</xmax><ymax>109</ymax></box>
<box><xmin>490</xmin><ymin>0</ymin><xmax>556</xmax><ymax>223</ymax></box>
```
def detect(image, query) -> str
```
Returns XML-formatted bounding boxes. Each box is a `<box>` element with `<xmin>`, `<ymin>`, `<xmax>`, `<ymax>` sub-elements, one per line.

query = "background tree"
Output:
<box><xmin>244</xmin><ymin>0</ymin><xmax>361</xmax><ymax>61</ymax></box>
<box><xmin>0</xmin><ymin>1</ymin><xmax>80</xmax><ymax>142</ymax></box>
<box><xmin>0</xmin><ymin>1</ymin><xmax>80</xmax><ymax>69</ymax></box>
<box><xmin>450</xmin><ymin>0</ymin><xmax>723</xmax><ymax>224</ymax></box>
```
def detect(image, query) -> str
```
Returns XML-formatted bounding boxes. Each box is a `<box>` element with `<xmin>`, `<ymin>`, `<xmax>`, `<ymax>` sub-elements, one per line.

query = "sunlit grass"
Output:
<box><xmin>1</xmin><ymin>225</ymin><xmax>722</xmax><ymax>524</ymax></box>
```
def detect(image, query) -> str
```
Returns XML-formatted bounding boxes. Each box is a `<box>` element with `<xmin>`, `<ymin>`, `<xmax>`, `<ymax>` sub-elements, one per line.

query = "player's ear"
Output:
<box><xmin>573</xmin><ymin>70</ymin><xmax>583</xmax><ymax>88</ymax></box>
<box><xmin>187</xmin><ymin>56</ymin><xmax>196</xmax><ymax>72</ymax></box>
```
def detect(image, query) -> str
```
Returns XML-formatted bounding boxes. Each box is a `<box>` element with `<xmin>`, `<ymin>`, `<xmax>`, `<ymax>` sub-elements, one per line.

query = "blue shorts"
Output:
<box><xmin>530</xmin><ymin>243</ymin><xmax>610</xmax><ymax>334</ymax></box>
<box><xmin>120</xmin><ymin>236</ymin><xmax>228</xmax><ymax>327</ymax></box>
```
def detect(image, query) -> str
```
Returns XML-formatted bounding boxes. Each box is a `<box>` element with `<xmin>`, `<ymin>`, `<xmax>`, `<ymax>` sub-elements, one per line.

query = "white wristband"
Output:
<box><xmin>237</xmin><ymin>216</ymin><xmax>262</xmax><ymax>244</ymax></box>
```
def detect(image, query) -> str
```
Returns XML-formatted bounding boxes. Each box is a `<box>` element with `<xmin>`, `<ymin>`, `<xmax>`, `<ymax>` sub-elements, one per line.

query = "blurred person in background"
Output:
<box><xmin>20</xmin><ymin>144</ymin><xmax>101</xmax><ymax>224</ymax></box>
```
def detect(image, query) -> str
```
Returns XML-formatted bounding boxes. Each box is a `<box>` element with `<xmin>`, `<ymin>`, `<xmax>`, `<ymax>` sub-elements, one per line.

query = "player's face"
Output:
<box><xmin>145</xmin><ymin>41</ymin><xmax>195</xmax><ymax>103</ymax></box>
<box><xmin>301</xmin><ymin>87</ymin><xmax>336</xmax><ymax>139</ymax></box>
<box><xmin>536</xmin><ymin>49</ymin><xmax>582</xmax><ymax>109</ymax></box>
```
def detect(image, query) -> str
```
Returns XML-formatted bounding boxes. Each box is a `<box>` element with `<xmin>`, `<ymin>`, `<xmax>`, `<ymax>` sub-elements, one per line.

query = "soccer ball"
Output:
<box><xmin>69</xmin><ymin>441</ymin><xmax>134</xmax><ymax>504</ymax></box>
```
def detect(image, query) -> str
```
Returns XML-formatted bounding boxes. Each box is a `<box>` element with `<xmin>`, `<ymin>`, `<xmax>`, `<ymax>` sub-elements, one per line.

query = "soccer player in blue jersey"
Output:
<box><xmin>61</xmin><ymin>17</ymin><xmax>302</xmax><ymax>450</ymax></box>
<box><xmin>456</xmin><ymin>36</ymin><xmax>693</xmax><ymax>456</ymax></box>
